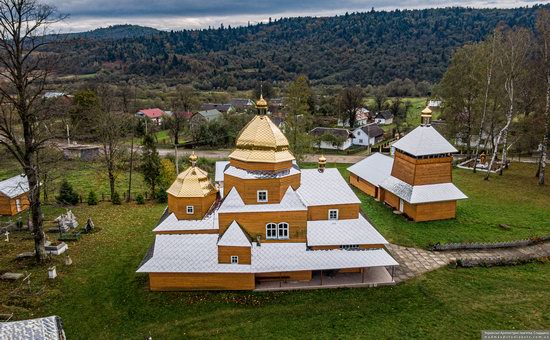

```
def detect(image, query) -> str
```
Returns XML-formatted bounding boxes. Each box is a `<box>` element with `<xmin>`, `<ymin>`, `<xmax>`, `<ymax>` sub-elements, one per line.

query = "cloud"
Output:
<box><xmin>49</xmin><ymin>0</ymin><xmax>548</xmax><ymax>32</ymax></box>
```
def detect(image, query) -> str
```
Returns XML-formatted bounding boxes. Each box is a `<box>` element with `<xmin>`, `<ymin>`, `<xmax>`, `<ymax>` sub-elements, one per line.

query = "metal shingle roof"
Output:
<box><xmin>218</xmin><ymin>187</ymin><xmax>307</xmax><ymax>213</ymax></box>
<box><xmin>0</xmin><ymin>316</ymin><xmax>65</xmax><ymax>340</ymax></box>
<box><xmin>153</xmin><ymin>212</ymin><xmax>218</xmax><ymax>233</ymax></box>
<box><xmin>223</xmin><ymin>165</ymin><xmax>300</xmax><ymax>180</ymax></box>
<box><xmin>392</xmin><ymin>125</ymin><xmax>457</xmax><ymax>156</ymax></box>
<box><xmin>297</xmin><ymin>168</ymin><xmax>361</xmax><ymax>206</ymax></box>
<box><xmin>307</xmin><ymin>215</ymin><xmax>389</xmax><ymax>247</ymax></box>
<box><xmin>380</xmin><ymin>176</ymin><xmax>467</xmax><ymax>204</ymax></box>
<box><xmin>0</xmin><ymin>174</ymin><xmax>29</xmax><ymax>199</ymax></box>
<box><xmin>347</xmin><ymin>153</ymin><xmax>394</xmax><ymax>187</ymax></box>
<box><xmin>217</xmin><ymin>221</ymin><xmax>251</xmax><ymax>247</ymax></box>
<box><xmin>214</xmin><ymin>161</ymin><xmax>229</xmax><ymax>182</ymax></box>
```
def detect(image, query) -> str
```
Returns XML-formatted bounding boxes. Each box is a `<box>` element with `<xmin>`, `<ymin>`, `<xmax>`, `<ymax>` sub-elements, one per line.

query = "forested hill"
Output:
<box><xmin>50</xmin><ymin>5</ymin><xmax>548</xmax><ymax>89</ymax></box>
<box><xmin>59</xmin><ymin>25</ymin><xmax>160</xmax><ymax>40</ymax></box>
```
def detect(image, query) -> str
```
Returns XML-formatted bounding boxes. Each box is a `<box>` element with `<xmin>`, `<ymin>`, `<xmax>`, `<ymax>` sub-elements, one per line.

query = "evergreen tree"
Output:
<box><xmin>140</xmin><ymin>133</ymin><xmax>161</xmax><ymax>197</ymax></box>
<box><xmin>56</xmin><ymin>180</ymin><xmax>80</xmax><ymax>206</ymax></box>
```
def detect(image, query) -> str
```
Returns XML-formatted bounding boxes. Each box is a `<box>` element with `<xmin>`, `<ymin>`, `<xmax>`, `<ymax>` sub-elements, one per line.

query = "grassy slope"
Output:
<box><xmin>1</xmin><ymin>160</ymin><xmax>549</xmax><ymax>338</ymax></box>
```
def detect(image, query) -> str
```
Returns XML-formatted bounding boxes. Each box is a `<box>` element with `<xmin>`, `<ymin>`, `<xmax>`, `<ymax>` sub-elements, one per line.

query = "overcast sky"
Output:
<box><xmin>51</xmin><ymin>0</ymin><xmax>547</xmax><ymax>33</ymax></box>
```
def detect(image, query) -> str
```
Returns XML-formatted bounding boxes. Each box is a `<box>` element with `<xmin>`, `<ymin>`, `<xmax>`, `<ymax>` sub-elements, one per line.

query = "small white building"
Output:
<box><xmin>374</xmin><ymin>111</ymin><xmax>394</xmax><ymax>125</ymax></box>
<box><xmin>338</xmin><ymin>108</ymin><xmax>370</xmax><ymax>127</ymax></box>
<box><xmin>352</xmin><ymin>123</ymin><xmax>385</xmax><ymax>146</ymax></box>
<box><xmin>310</xmin><ymin>127</ymin><xmax>353</xmax><ymax>150</ymax></box>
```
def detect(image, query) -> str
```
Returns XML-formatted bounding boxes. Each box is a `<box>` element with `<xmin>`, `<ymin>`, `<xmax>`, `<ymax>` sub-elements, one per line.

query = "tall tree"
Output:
<box><xmin>284</xmin><ymin>75</ymin><xmax>313</xmax><ymax>161</ymax></box>
<box><xmin>338</xmin><ymin>86</ymin><xmax>363</xmax><ymax>128</ymax></box>
<box><xmin>486</xmin><ymin>27</ymin><xmax>531</xmax><ymax>180</ymax></box>
<box><xmin>372</xmin><ymin>86</ymin><xmax>388</xmax><ymax>113</ymax></box>
<box><xmin>169</xmin><ymin>85</ymin><xmax>197</xmax><ymax>145</ymax></box>
<box><xmin>0</xmin><ymin>0</ymin><xmax>64</xmax><ymax>262</ymax></box>
<box><xmin>536</xmin><ymin>9</ymin><xmax>550</xmax><ymax>185</ymax></box>
<box><xmin>140</xmin><ymin>133</ymin><xmax>161</xmax><ymax>198</ymax></box>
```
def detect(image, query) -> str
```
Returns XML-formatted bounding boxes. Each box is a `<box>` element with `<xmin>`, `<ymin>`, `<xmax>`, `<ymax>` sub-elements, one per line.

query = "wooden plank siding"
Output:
<box><xmin>349</xmin><ymin>174</ymin><xmax>377</xmax><ymax>198</ymax></box>
<box><xmin>168</xmin><ymin>192</ymin><xmax>217</xmax><ymax>220</ymax></box>
<box><xmin>414</xmin><ymin>200</ymin><xmax>457</xmax><ymax>222</ymax></box>
<box><xmin>223</xmin><ymin>173</ymin><xmax>300</xmax><ymax>204</ymax></box>
<box><xmin>149</xmin><ymin>272</ymin><xmax>255</xmax><ymax>291</ymax></box>
<box><xmin>229</xmin><ymin>159</ymin><xmax>293</xmax><ymax>172</ymax></box>
<box><xmin>218</xmin><ymin>246</ymin><xmax>252</xmax><ymax>264</ymax></box>
<box><xmin>256</xmin><ymin>271</ymin><xmax>312</xmax><ymax>281</ymax></box>
<box><xmin>218</xmin><ymin>210</ymin><xmax>308</xmax><ymax>242</ymax></box>
<box><xmin>0</xmin><ymin>193</ymin><xmax>29</xmax><ymax>216</ymax></box>
<box><xmin>391</xmin><ymin>151</ymin><xmax>452</xmax><ymax>186</ymax></box>
<box><xmin>382</xmin><ymin>190</ymin><xmax>400</xmax><ymax>210</ymax></box>
<box><xmin>307</xmin><ymin>204</ymin><xmax>360</xmax><ymax>221</ymax></box>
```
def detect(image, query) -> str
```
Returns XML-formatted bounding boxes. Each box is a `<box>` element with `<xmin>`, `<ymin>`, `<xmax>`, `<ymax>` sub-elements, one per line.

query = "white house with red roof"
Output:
<box><xmin>136</xmin><ymin>108</ymin><xmax>166</xmax><ymax>125</ymax></box>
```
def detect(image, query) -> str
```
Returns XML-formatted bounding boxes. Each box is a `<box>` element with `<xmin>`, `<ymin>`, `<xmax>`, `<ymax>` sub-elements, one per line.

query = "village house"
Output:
<box><xmin>137</xmin><ymin>97</ymin><xmax>398</xmax><ymax>291</ymax></box>
<box><xmin>189</xmin><ymin>109</ymin><xmax>222</xmax><ymax>129</ymax></box>
<box><xmin>200</xmin><ymin>103</ymin><xmax>236</xmax><ymax>114</ymax></box>
<box><xmin>338</xmin><ymin>108</ymin><xmax>371</xmax><ymax>127</ymax></box>
<box><xmin>352</xmin><ymin>123</ymin><xmax>385</xmax><ymax>147</ymax></box>
<box><xmin>0</xmin><ymin>174</ymin><xmax>30</xmax><ymax>216</ymax></box>
<box><xmin>374</xmin><ymin>111</ymin><xmax>394</xmax><ymax>125</ymax></box>
<box><xmin>348</xmin><ymin>107</ymin><xmax>467</xmax><ymax>222</ymax></box>
<box><xmin>310</xmin><ymin>127</ymin><xmax>353</xmax><ymax>150</ymax></box>
<box><xmin>229</xmin><ymin>98</ymin><xmax>255</xmax><ymax>111</ymax></box>
<box><xmin>136</xmin><ymin>108</ymin><xmax>165</xmax><ymax>125</ymax></box>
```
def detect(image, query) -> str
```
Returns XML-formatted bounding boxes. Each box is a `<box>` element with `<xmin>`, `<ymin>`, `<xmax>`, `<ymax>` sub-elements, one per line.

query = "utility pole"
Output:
<box><xmin>175</xmin><ymin>144</ymin><xmax>179</xmax><ymax>173</ymax></box>
<box><xmin>66</xmin><ymin>124</ymin><xmax>70</xmax><ymax>145</ymax></box>
<box><xmin>127</xmin><ymin>128</ymin><xmax>135</xmax><ymax>203</ymax></box>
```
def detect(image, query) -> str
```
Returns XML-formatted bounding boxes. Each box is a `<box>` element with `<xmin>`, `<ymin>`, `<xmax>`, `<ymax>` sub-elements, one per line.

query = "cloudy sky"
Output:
<box><xmin>51</xmin><ymin>0</ymin><xmax>547</xmax><ymax>33</ymax></box>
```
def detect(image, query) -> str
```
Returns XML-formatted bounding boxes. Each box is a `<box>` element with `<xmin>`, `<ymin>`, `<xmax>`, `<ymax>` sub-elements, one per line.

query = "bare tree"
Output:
<box><xmin>0</xmin><ymin>0</ymin><xmax>65</xmax><ymax>262</ymax></box>
<box><xmin>338</xmin><ymin>86</ymin><xmax>363</xmax><ymax>128</ymax></box>
<box><xmin>537</xmin><ymin>9</ymin><xmax>550</xmax><ymax>185</ymax></box>
<box><xmin>485</xmin><ymin>27</ymin><xmax>531</xmax><ymax>180</ymax></box>
<box><xmin>169</xmin><ymin>85</ymin><xmax>196</xmax><ymax>145</ymax></box>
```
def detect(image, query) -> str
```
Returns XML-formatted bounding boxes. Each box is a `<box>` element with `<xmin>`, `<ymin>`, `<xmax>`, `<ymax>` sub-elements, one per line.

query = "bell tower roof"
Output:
<box><xmin>167</xmin><ymin>166</ymin><xmax>217</xmax><ymax>198</ymax></box>
<box><xmin>229</xmin><ymin>115</ymin><xmax>295</xmax><ymax>164</ymax></box>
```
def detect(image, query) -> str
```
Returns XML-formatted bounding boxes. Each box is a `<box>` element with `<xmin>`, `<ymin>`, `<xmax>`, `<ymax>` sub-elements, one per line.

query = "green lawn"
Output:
<box><xmin>1</xmin><ymin>160</ymin><xmax>549</xmax><ymax>338</ymax></box>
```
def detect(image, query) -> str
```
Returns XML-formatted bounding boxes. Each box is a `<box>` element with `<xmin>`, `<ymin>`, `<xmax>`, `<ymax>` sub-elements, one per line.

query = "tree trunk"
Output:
<box><xmin>539</xmin><ymin>74</ymin><xmax>550</xmax><ymax>185</ymax></box>
<box><xmin>25</xmin><ymin>164</ymin><xmax>46</xmax><ymax>262</ymax></box>
<box><xmin>108</xmin><ymin>165</ymin><xmax>116</xmax><ymax>199</ymax></box>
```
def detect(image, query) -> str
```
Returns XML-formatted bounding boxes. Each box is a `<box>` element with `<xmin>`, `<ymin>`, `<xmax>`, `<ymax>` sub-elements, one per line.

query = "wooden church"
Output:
<box><xmin>348</xmin><ymin>106</ymin><xmax>467</xmax><ymax>222</ymax></box>
<box><xmin>137</xmin><ymin>96</ymin><xmax>398</xmax><ymax>291</ymax></box>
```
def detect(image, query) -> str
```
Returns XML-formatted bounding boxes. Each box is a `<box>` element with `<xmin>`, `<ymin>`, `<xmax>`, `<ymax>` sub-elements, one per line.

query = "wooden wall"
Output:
<box><xmin>307</xmin><ymin>204</ymin><xmax>359</xmax><ymax>221</ymax></box>
<box><xmin>149</xmin><ymin>272</ymin><xmax>255</xmax><ymax>291</ymax></box>
<box><xmin>218</xmin><ymin>246</ymin><xmax>252</xmax><ymax>264</ymax></box>
<box><xmin>413</xmin><ymin>200</ymin><xmax>457</xmax><ymax>222</ymax></box>
<box><xmin>382</xmin><ymin>190</ymin><xmax>400</xmax><ymax>210</ymax></box>
<box><xmin>168</xmin><ymin>192</ymin><xmax>217</xmax><ymax>220</ymax></box>
<box><xmin>218</xmin><ymin>210</ymin><xmax>307</xmax><ymax>242</ymax></box>
<box><xmin>349</xmin><ymin>174</ymin><xmax>377</xmax><ymax>198</ymax></box>
<box><xmin>256</xmin><ymin>271</ymin><xmax>312</xmax><ymax>281</ymax></box>
<box><xmin>0</xmin><ymin>193</ymin><xmax>30</xmax><ymax>216</ymax></box>
<box><xmin>224</xmin><ymin>173</ymin><xmax>300</xmax><ymax>204</ymax></box>
<box><xmin>391</xmin><ymin>151</ymin><xmax>452</xmax><ymax>186</ymax></box>
<box><xmin>230</xmin><ymin>159</ymin><xmax>292</xmax><ymax>172</ymax></box>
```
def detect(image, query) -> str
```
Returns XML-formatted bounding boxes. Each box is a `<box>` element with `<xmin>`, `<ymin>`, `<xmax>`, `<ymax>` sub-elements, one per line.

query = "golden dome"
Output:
<box><xmin>189</xmin><ymin>151</ymin><xmax>198</xmax><ymax>164</ymax></box>
<box><xmin>229</xmin><ymin>115</ymin><xmax>295</xmax><ymax>163</ymax></box>
<box><xmin>318</xmin><ymin>155</ymin><xmax>327</xmax><ymax>163</ymax></box>
<box><xmin>256</xmin><ymin>94</ymin><xmax>268</xmax><ymax>109</ymax></box>
<box><xmin>421</xmin><ymin>106</ymin><xmax>433</xmax><ymax>116</ymax></box>
<box><xmin>166</xmin><ymin>166</ymin><xmax>217</xmax><ymax>198</ymax></box>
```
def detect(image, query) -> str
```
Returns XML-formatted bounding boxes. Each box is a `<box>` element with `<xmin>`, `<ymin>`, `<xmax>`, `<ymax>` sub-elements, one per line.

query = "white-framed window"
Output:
<box><xmin>340</xmin><ymin>245</ymin><xmax>359</xmax><ymax>250</ymax></box>
<box><xmin>231</xmin><ymin>256</ymin><xmax>239</xmax><ymax>264</ymax></box>
<box><xmin>186</xmin><ymin>205</ymin><xmax>194</xmax><ymax>214</ymax></box>
<box><xmin>257</xmin><ymin>190</ymin><xmax>268</xmax><ymax>203</ymax></box>
<box><xmin>278</xmin><ymin>223</ymin><xmax>289</xmax><ymax>239</ymax></box>
<box><xmin>266</xmin><ymin>223</ymin><xmax>277</xmax><ymax>239</ymax></box>
<box><xmin>328</xmin><ymin>209</ymin><xmax>339</xmax><ymax>220</ymax></box>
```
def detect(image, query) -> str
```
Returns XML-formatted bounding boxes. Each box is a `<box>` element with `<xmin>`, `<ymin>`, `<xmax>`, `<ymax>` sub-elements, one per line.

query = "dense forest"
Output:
<box><xmin>49</xmin><ymin>5</ymin><xmax>548</xmax><ymax>89</ymax></box>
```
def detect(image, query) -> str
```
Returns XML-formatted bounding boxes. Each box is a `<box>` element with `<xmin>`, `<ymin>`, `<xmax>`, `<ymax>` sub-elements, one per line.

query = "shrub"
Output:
<box><xmin>135</xmin><ymin>193</ymin><xmax>145</xmax><ymax>205</ymax></box>
<box><xmin>156</xmin><ymin>187</ymin><xmax>168</xmax><ymax>203</ymax></box>
<box><xmin>87</xmin><ymin>191</ymin><xmax>98</xmax><ymax>205</ymax></box>
<box><xmin>56</xmin><ymin>179</ymin><xmax>79</xmax><ymax>206</ymax></box>
<box><xmin>111</xmin><ymin>191</ymin><xmax>121</xmax><ymax>205</ymax></box>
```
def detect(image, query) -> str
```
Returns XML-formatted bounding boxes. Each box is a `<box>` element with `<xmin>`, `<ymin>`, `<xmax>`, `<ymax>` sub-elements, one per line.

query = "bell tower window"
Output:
<box><xmin>257</xmin><ymin>190</ymin><xmax>268</xmax><ymax>203</ymax></box>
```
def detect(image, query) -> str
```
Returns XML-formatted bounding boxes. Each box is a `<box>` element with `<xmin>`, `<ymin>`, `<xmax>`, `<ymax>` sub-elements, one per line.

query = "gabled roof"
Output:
<box><xmin>224</xmin><ymin>165</ymin><xmax>300</xmax><ymax>180</ymax></box>
<box><xmin>218</xmin><ymin>187</ymin><xmax>307</xmax><ymax>213</ymax></box>
<box><xmin>0</xmin><ymin>174</ymin><xmax>29</xmax><ymax>199</ymax></box>
<box><xmin>310</xmin><ymin>127</ymin><xmax>351</xmax><ymax>139</ymax></box>
<box><xmin>348</xmin><ymin>153</ymin><xmax>394</xmax><ymax>187</ymax></box>
<box><xmin>356</xmin><ymin>123</ymin><xmax>384</xmax><ymax>138</ymax></box>
<box><xmin>200</xmin><ymin>103</ymin><xmax>234</xmax><ymax>112</ymax></box>
<box><xmin>153</xmin><ymin>212</ymin><xmax>218</xmax><ymax>233</ymax></box>
<box><xmin>138</xmin><ymin>108</ymin><xmax>165</xmax><ymax>118</ymax></box>
<box><xmin>297</xmin><ymin>168</ymin><xmax>360</xmax><ymax>206</ymax></box>
<box><xmin>195</xmin><ymin>109</ymin><xmax>222</xmax><ymax>121</ymax></box>
<box><xmin>307</xmin><ymin>215</ymin><xmax>388</xmax><ymax>247</ymax></box>
<box><xmin>218</xmin><ymin>221</ymin><xmax>251</xmax><ymax>247</ymax></box>
<box><xmin>375</xmin><ymin>111</ymin><xmax>393</xmax><ymax>120</ymax></box>
<box><xmin>379</xmin><ymin>176</ymin><xmax>467</xmax><ymax>204</ymax></box>
<box><xmin>392</xmin><ymin>125</ymin><xmax>458</xmax><ymax>156</ymax></box>
<box><xmin>0</xmin><ymin>315</ymin><xmax>65</xmax><ymax>340</ymax></box>
<box><xmin>229</xmin><ymin>98</ymin><xmax>255</xmax><ymax>109</ymax></box>
<box><xmin>174</xmin><ymin>111</ymin><xmax>194</xmax><ymax>120</ymax></box>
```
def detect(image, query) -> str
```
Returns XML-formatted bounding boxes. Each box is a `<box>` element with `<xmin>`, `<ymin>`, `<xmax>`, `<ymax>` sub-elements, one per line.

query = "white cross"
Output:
<box><xmin>4</xmin><ymin>230</ymin><xmax>9</xmax><ymax>242</ymax></box>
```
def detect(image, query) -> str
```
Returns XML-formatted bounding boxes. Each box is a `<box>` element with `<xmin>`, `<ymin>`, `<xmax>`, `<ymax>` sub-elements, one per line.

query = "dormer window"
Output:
<box><xmin>328</xmin><ymin>209</ymin><xmax>339</xmax><ymax>220</ymax></box>
<box><xmin>186</xmin><ymin>206</ymin><xmax>194</xmax><ymax>214</ymax></box>
<box><xmin>231</xmin><ymin>256</ymin><xmax>239</xmax><ymax>264</ymax></box>
<box><xmin>257</xmin><ymin>190</ymin><xmax>268</xmax><ymax>203</ymax></box>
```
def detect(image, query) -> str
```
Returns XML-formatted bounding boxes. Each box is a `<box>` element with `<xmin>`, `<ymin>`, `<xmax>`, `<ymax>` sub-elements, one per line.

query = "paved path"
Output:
<box><xmin>387</xmin><ymin>241</ymin><xmax>550</xmax><ymax>283</ymax></box>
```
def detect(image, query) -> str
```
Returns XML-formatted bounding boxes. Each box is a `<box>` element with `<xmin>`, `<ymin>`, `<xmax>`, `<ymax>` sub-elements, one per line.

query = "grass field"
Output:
<box><xmin>0</xmin><ymin>160</ymin><xmax>549</xmax><ymax>338</ymax></box>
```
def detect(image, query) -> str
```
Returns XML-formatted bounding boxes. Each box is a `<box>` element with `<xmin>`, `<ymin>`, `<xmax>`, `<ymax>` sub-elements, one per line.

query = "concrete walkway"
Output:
<box><xmin>387</xmin><ymin>241</ymin><xmax>550</xmax><ymax>283</ymax></box>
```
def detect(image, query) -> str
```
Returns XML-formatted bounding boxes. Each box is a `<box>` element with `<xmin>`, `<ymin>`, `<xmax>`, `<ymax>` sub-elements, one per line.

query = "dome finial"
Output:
<box><xmin>189</xmin><ymin>151</ymin><xmax>198</xmax><ymax>167</ymax></box>
<box><xmin>421</xmin><ymin>105</ymin><xmax>432</xmax><ymax>126</ymax></box>
<box><xmin>255</xmin><ymin>85</ymin><xmax>268</xmax><ymax>115</ymax></box>
<box><xmin>318</xmin><ymin>154</ymin><xmax>327</xmax><ymax>172</ymax></box>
